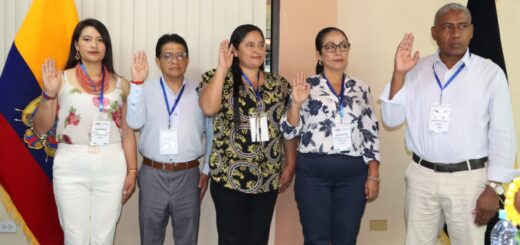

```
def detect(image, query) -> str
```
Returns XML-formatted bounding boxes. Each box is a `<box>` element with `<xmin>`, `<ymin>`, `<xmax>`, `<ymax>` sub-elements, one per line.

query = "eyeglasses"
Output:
<box><xmin>322</xmin><ymin>42</ymin><xmax>351</xmax><ymax>53</ymax></box>
<box><xmin>161</xmin><ymin>52</ymin><xmax>187</xmax><ymax>61</ymax></box>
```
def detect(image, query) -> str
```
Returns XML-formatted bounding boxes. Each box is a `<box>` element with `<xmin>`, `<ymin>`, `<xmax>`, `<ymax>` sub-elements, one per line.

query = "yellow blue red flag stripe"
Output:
<box><xmin>0</xmin><ymin>0</ymin><xmax>78</xmax><ymax>244</ymax></box>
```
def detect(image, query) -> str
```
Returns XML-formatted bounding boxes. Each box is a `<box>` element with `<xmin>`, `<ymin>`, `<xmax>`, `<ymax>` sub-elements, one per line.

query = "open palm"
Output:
<box><xmin>290</xmin><ymin>72</ymin><xmax>310</xmax><ymax>105</ymax></box>
<box><xmin>132</xmin><ymin>50</ymin><xmax>148</xmax><ymax>81</ymax></box>
<box><xmin>218</xmin><ymin>40</ymin><xmax>233</xmax><ymax>70</ymax></box>
<box><xmin>395</xmin><ymin>33</ymin><xmax>420</xmax><ymax>73</ymax></box>
<box><xmin>41</xmin><ymin>59</ymin><xmax>62</xmax><ymax>97</ymax></box>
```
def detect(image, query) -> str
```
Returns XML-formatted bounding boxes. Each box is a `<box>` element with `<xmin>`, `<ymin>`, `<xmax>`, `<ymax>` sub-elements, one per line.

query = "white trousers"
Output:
<box><xmin>53</xmin><ymin>143</ymin><xmax>126</xmax><ymax>245</ymax></box>
<box><xmin>404</xmin><ymin>161</ymin><xmax>488</xmax><ymax>245</ymax></box>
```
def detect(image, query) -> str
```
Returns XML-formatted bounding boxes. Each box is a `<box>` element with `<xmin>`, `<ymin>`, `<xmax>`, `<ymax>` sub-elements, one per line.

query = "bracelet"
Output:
<box><xmin>131</xmin><ymin>80</ymin><xmax>144</xmax><ymax>85</ymax></box>
<box><xmin>41</xmin><ymin>91</ymin><xmax>56</xmax><ymax>100</ymax></box>
<box><xmin>367</xmin><ymin>176</ymin><xmax>381</xmax><ymax>182</ymax></box>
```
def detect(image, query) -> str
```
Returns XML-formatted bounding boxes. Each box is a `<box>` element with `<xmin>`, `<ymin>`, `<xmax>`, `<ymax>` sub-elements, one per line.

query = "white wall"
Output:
<box><xmin>338</xmin><ymin>0</ymin><xmax>520</xmax><ymax>244</ymax></box>
<box><xmin>0</xmin><ymin>0</ymin><xmax>267</xmax><ymax>244</ymax></box>
<box><xmin>0</xmin><ymin>0</ymin><xmax>267</xmax><ymax>80</ymax></box>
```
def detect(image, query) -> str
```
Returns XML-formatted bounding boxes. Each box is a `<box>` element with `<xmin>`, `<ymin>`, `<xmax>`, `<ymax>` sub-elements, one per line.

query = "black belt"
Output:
<box><xmin>412</xmin><ymin>153</ymin><xmax>487</xmax><ymax>173</ymax></box>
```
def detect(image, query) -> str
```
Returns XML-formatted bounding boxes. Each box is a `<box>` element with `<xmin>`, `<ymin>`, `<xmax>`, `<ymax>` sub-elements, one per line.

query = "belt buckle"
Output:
<box><xmin>162</xmin><ymin>163</ymin><xmax>167</xmax><ymax>171</ymax></box>
<box><xmin>466</xmin><ymin>160</ymin><xmax>472</xmax><ymax>171</ymax></box>
<box><xmin>433</xmin><ymin>163</ymin><xmax>438</xmax><ymax>172</ymax></box>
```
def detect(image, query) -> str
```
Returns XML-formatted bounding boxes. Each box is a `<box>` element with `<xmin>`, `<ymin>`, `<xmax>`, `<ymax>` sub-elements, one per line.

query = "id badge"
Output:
<box><xmin>332</xmin><ymin>119</ymin><xmax>352</xmax><ymax>152</ymax></box>
<box><xmin>249</xmin><ymin>117</ymin><xmax>258</xmax><ymax>142</ymax></box>
<box><xmin>159</xmin><ymin>128</ymin><xmax>179</xmax><ymax>155</ymax></box>
<box><xmin>429</xmin><ymin>105</ymin><xmax>451</xmax><ymax>134</ymax></box>
<box><xmin>90</xmin><ymin>119</ymin><xmax>110</xmax><ymax>145</ymax></box>
<box><xmin>259</xmin><ymin>115</ymin><xmax>269</xmax><ymax>142</ymax></box>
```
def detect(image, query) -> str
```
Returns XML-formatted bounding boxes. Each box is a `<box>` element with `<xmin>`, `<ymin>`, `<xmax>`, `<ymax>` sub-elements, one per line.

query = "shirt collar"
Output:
<box><xmin>160</xmin><ymin>75</ymin><xmax>187</xmax><ymax>95</ymax></box>
<box><xmin>434</xmin><ymin>48</ymin><xmax>472</xmax><ymax>69</ymax></box>
<box><xmin>319</xmin><ymin>73</ymin><xmax>350</xmax><ymax>82</ymax></box>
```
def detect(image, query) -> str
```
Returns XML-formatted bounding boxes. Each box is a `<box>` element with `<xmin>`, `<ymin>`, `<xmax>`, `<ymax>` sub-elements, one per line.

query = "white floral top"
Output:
<box><xmin>56</xmin><ymin>73</ymin><xmax>123</xmax><ymax>145</ymax></box>
<box><xmin>280</xmin><ymin>74</ymin><xmax>380</xmax><ymax>163</ymax></box>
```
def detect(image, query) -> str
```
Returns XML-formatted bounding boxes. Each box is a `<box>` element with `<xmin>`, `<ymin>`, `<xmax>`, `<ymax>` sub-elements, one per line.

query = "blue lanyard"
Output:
<box><xmin>323</xmin><ymin>73</ymin><xmax>346</xmax><ymax>117</ymax></box>
<box><xmin>160</xmin><ymin>77</ymin><xmax>185</xmax><ymax>128</ymax></box>
<box><xmin>433</xmin><ymin>62</ymin><xmax>465</xmax><ymax>104</ymax></box>
<box><xmin>241</xmin><ymin>72</ymin><xmax>262</xmax><ymax>113</ymax></box>
<box><xmin>80</xmin><ymin>64</ymin><xmax>105</xmax><ymax>112</ymax></box>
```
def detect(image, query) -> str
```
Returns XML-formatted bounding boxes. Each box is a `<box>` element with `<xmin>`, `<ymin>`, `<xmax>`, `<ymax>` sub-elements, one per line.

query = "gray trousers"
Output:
<box><xmin>138</xmin><ymin>164</ymin><xmax>200</xmax><ymax>245</ymax></box>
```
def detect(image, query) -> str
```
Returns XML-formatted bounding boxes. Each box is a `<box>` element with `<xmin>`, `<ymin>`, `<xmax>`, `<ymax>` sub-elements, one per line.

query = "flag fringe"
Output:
<box><xmin>0</xmin><ymin>185</ymin><xmax>40</xmax><ymax>245</ymax></box>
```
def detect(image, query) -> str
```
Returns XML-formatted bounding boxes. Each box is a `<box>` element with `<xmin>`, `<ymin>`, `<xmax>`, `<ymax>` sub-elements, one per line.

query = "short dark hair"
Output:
<box><xmin>65</xmin><ymin>18</ymin><xmax>115</xmax><ymax>73</ymax></box>
<box><xmin>155</xmin><ymin>34</ymin><xmax>189</xmax><ymax>58</ymax></box>
<box><xmin>315</xmin><ymin>27</ymin><xmax>348</xmax><ymax>74</ymax></box>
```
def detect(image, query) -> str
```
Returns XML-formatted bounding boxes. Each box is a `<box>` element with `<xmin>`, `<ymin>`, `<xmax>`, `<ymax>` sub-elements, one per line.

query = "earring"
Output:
<box><xmin>318</xmin><ymin>60</ymin><xmax>323</xmax><ymax>65</ymax></box>
<box><xmin>75</xmin><ymin>51</ymin><xmax>80</xmax><ymax>60</ymax></box>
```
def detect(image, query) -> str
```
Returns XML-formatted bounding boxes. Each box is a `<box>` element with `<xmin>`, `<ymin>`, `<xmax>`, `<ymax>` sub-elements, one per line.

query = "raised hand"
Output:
<box><xmin>217</xmin><ymin>40</ymin><xmax>233</xmax><ymax>71</ymax></box>
<box><xmin>290</xmin><ymin>72</ymin><xmax>310</xmax><ymax>106</ymax></box>
<box><xmin>132</xmin><ymin>50</ymin><xmax>148</xmax><ymax>82</ymax></box>
<box><xmin>41</xmin><ymin>59</ymin><xmax>62</xmax><ymax>97</ymax></box>
<box><xmin>394</xmin><ymin>33</ymin><xmax>420</xmax><ymax>74</ymax></box>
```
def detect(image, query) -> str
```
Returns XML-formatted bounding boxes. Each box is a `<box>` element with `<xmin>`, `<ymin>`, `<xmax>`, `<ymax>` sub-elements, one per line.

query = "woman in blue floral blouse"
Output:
<box><xmin>280</xmin><ymin>27</ymin><xmax>381</xmax><ymax>244</ymax></box>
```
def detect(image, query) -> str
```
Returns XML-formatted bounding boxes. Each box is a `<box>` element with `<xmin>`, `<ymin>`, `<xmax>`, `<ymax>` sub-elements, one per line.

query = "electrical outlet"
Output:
<box><xmin>0</xmin><ymin>220</ymin><xmax>17</xmax><ymax>233</ymax></box>
<box><xmin>369</xmin><ymin>219</ymin><xmax>387</xmax><ymax>231</ymax></box>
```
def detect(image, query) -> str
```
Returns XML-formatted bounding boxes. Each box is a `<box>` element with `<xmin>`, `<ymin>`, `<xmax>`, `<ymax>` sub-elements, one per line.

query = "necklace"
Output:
<box><xmin>75</xmin><ymin>63</ymin><xmax>109</xmax><ymax>94</ymax></box>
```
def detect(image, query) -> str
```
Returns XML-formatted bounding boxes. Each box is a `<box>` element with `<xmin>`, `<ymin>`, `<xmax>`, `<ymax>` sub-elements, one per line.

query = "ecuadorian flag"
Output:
<box><xmin>0</xmin><ymin>0</ymin><xmax>78</xmax><ymax>244</ymax></box>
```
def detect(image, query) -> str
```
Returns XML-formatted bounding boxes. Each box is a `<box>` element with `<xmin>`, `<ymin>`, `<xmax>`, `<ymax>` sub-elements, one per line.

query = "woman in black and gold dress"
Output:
<box><xmin>198</xmin><ymin>24</ymin><xmax>296</xmax><ymax>245</ymax></box>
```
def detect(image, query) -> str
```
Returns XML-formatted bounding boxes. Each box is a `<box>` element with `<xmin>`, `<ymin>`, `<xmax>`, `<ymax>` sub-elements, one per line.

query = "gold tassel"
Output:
<box><xmin>437</xmin><ymin>230</ymin><xmax>451</xmax><ymax>245</ymax></box>
<box><xmin>0</xmin><ymin>185</ymin><xmax>40</xmax><ymax>245</ymax></box>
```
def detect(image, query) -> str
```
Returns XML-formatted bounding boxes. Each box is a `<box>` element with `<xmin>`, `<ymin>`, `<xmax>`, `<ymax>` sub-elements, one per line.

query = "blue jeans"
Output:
<box><xmin>295</xmin><ymin>153</ymin><xmax>367</xmax><ymax>245</ymax></box>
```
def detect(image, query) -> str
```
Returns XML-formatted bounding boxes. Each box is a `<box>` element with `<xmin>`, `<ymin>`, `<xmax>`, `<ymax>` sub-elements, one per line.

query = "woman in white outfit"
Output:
<box><xmin>33</xmin><ymin>18</ymin><xmax>137</xmax><ymax>245</ymax></box>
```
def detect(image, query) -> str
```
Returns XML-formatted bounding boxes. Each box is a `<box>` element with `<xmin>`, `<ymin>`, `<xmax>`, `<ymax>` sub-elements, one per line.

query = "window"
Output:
<box><xmin>265</xmin><ymin>0</ymin><xmax>279</xmax><ymax>73</ymax></box>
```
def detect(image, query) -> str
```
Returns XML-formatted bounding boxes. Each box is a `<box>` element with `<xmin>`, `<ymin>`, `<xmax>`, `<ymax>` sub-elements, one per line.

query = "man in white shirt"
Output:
<box><xmin>379</xmin><ymin>3</ymin><xmax>516</xmax><ymax>245</ymax></box>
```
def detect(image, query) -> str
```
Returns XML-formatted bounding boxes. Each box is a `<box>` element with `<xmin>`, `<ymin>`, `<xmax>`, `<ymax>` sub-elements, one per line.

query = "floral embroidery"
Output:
<box><xmin>281</xmin><ymin>75</ymin><xmax>380</xmax><ymax>163</ymax></box>
<box><xmin>55</xmin><ymin>76</ymin><xmax>124</xmax><ymax>145</ymax></box>
<box><xmin>301</xmin><ymin>131</ymin><xmax>315</xmax><ymax>147</ymax></box>
<box><xmin>69</xmin><ymin>88</ymin><xmax>82</xmax><ymax>94</ymax></box>
<box><xmin>57</xmin><ymin>134</ymin><xmax>73</xmax><ymax>144</ymax></box>
<box><xmin>64</xmin><ymin>107</ymin><xmax>81</xmax><ymax>128</ymax></box>
<box><xmin>92</xmin><ymin>97</ymin><xmax>109</xmax><ymax>113</ymax></box>
<box><xmin>318</xmin><ymin>118</ymin><xmax>334</xmax><ymax>137</ymax></box>
<box><xmin>308</xmin><ymin>99</ymin><xmax>323</xmax><ymax>116</ymax></box>
<box><xmin>346</xmin><ymin>79</ymin><xmax>357</xmax><ymax>92</ymax></box>
<box><xmin>107</xmin><ymin>101</ymin><xmax>122</xmax><ymax>128</ymax></box>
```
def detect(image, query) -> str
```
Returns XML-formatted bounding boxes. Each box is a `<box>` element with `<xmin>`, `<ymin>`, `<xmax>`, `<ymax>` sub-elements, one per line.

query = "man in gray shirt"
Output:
<box><xmin>127</xmin><ymin>34</ymin><xmax>211</xmax><ymax>245</ymax></box>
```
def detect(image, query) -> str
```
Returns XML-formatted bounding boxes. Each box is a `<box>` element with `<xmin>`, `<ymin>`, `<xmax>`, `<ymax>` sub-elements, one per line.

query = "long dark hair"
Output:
<box><xmin>229</xmin><ymin>24</ymin><xmax>265</xmax><ymax>126</ymax></box>
<box><xmin>65</xmin><ymin>18</ymin><xmax>115</xmax><ymax>73</ymax></box>
<box><xmin>315</xmin><ymin>27</ymin><xmax>348</xmax><ymax>74</ymax></box>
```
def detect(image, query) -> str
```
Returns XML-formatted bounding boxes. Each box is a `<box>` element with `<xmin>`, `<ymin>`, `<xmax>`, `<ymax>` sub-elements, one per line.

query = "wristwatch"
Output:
<box><xmin>488</xmin><ymin>182</ymin><xmax>505</xmax><ymax>195</ymax></box>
